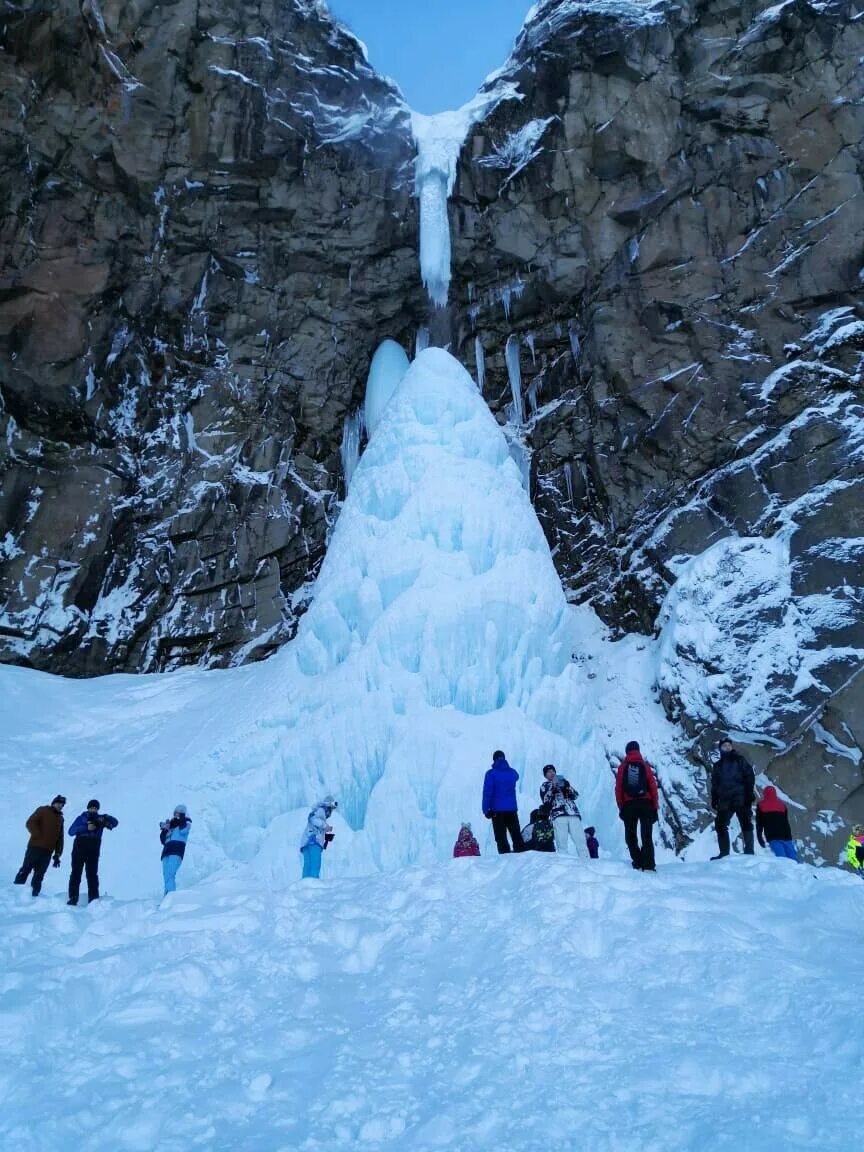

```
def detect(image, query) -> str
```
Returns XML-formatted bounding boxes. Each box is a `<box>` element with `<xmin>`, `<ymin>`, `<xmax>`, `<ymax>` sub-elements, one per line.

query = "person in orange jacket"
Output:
<box><xmin>615</xmin><ymin>742</ymin><xmax>659</xmax><ymax>871</ymax></box>
<box><xmin>13</xmin><ymin>795</ymin><xmax>66</xmax><ymax>896</ymax></box>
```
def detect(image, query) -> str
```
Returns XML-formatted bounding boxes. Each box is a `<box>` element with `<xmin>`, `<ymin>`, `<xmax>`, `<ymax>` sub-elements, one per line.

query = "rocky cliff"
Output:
<box><xmin>1</xmin><ymin>0</ymin><xmax>863</xmax><ymax>852</ymax></box>
<box><xmin>448</xmin><ymin>0</ymin><xmax>864</xmax><ymax>850</ymax></box>
<box><xmin>0</xmin><ymin>0</ymin><xmax>423</xmax><ymax>672</ymax></box>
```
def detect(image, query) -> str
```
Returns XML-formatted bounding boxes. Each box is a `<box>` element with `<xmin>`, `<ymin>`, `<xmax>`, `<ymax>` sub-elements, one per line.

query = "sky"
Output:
<box><xmin>327</xmin><ymin>0</ymin><xmax>533</xmax><ymax>113</ymax></box>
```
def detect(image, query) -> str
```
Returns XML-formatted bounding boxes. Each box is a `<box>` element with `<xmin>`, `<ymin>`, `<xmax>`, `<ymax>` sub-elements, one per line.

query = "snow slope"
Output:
<box><xmin>2</xmin><ymin>855</ymin><xmax>862</xmax><ymax>1151</ymax></box>
<box><xmin>1</xmin><ymin>348</ymin><xmax>702</xmax><ymax>898</ymax></box>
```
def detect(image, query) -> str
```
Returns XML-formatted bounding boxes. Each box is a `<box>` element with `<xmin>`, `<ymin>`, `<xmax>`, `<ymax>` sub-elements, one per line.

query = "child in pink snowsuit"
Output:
<box><xmin>453</xmin><ymin>823</ymin><xmax>480</xmax><ymax>857</ymax></box>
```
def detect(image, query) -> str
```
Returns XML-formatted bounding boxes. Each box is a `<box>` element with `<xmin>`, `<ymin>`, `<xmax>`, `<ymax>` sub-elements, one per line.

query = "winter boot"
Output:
<box><xmin>13</xmin><ymin>875</ymin><xmax>26</xmax><ymax>885</ymax></box>
<box><xmin>67</xmin><ymin>899</ymin><xmax>77</xmax><ymax>906</ymax></box>
<box><xmin>710</xmin><ymin>853</ymin><xmax>729</xmax><ymax>861</ymax></box>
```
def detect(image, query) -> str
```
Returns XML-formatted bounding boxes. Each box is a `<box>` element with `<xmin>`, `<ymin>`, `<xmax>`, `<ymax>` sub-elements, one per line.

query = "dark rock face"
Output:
<box><xmin>0</xmin><ymin>0</ymin><xmax>424</xmax><ymax>672</ymax></box>
<box><xmin>1</xmin><ymin>0</ymin><xmax>862</xmax><ymax>858</ymax></box>
<box><xmin>448</xmin><ymin>0</ymin><xmax>864</xmax><ymax>858</ymax></box>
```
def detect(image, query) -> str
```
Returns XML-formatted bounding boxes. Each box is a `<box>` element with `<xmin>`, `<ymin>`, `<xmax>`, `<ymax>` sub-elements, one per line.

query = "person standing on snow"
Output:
<box><xmin>584</xmin><ymin>826</ymin><xmax>600</xmax><ymax>859</ymax></box>
<box><xmin>540</xmin><ymin>764</ymin><xmax>584</xmax><ymax>856</ymax></box>
<box><xmin>615</xmin><ymin>741</ymin><xmax>659</xmax><ymax>871</ymax></box>
<box><xmin>710</xmin><ymin>736</ymin><xmax>755</xmax><ymax>859</ymax></box>
<box><xmin>846</xmin><ymin>824</ymin><xmax>864</xmax><ymax>876</ymax></box>
<box><xmin>13</xmin><ymin>795</ymin><xmax>66</xmax><ymax>897</ymax></box>
<box><xmin>67</xmin><ymin>799</ymin><xmax>119</xmax><ymax>905</ymax></box>
<box><xmin>482</xmin><ymin>751</ymin><xmax>525</xmax><ymax>854</ymax></box>
<box><xmin>300</xmin><ymin>796</ymin><xmax>337</xmax><ymax>878</ymax></box>
<box><xmin>160</xmin><ymin>805</ymin><xmax>191</xmax><ymax>894</ymax></box>
<box><xmin>755</xmin><ymin>786</ymin><xmax>798</xmax><ymax>861</ymax></box>
<box><xmin>453</xmin><ymin>823</ymin><xmax>480</xmax><ymax>857</ymax></box>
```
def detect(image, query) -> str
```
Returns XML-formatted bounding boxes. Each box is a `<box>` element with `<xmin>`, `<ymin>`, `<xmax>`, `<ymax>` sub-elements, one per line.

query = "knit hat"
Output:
<box><xmin>585</xmin><ymin>826</ymin><xmax>596</xmax><ymax>837</ymax></box>
<box><xmin>173</xmin><ymin>804</ymin><xmax>188</xmax><ymax>815</ymax></box>
<box><xmin>460</xmin><ymin>822</ymin><xmax>472</xmax><ymax>832</ymax></box>
<box><xmin>718</xmin><ymin>734</ymin><xmax>733</xmax><ymax>747</ymax></box>
<box><xmin>492</xmin><ymin>750</ymin><xmax>505</xmax><ymax>762</ymax></box>
<box><xmin>51</xmin><ymin>795</ymin><xmax>66</xmax><ymax>806</ymax></box>
<box><xmin>853</xmin><ymin>823</ymin><xmax>864</xmax><ymax>836</ymax></box>
<box><xmin>321</xmin><ymin>795</ymin><xmax>337</xmax><ymax>809</ymax></box>
<box><xmin>625</xmin><ymin>741</ymin><xmax>640</xmax><ymax>754</ymax></box>
<box><xmin>543</xmin><ymin>764</ymin><xmax>556</xmax><ymax>777</ymax></box>
<box><xmin>87</xmin><ymin>799</ymin><xmax>100</xmax><ymax>810</ymax></box>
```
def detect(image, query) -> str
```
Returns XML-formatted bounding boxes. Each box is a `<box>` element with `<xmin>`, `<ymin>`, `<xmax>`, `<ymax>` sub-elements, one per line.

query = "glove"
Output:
<box><xmin>856</xmin><ymin>845</ymin><xmax>864</xmax><ymax>864</ymax></box>
<box><xmin>651</xmin><ymin>810</ymin><xmax>658</xmax><ymax>825</ymax></box>
<box><xmin>325</xmin><ymin>832</ymin><xmax>335</xmax><ymax>844</ymax></box>
<box><xmin>52</xmin><ymin>855</ymin><xmax>61</xmax><ymax>868</ymax></box>
<box><xmin>484</xmin><ymin>811</ymin><xmax>494</xmax><ymax>820</ymax></box>
<box><xmin>618</xmin><ymin>807</ymin><xmax>625</xmax><ymax>822</ymax></box>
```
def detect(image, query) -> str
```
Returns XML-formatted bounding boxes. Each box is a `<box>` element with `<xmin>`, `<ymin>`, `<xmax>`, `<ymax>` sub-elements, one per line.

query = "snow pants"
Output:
<box><xmin>162</xmin><ymin>854</ymin><xmax>183</xmax><ymax>894</ymax></box>
<box><xmin>715</xmin><ymin>805</ymin><xmax>754</xmax><ymax>856</ymax></box>
<box><xmin>490</xmin><ymin>812</ymin><xmax>525</xmax><ymax>854</ymax></box>
<box><xmin>14</xmin><ymin>846</ymin><xmax>52</xmax><ymax>894</ymax></box>
<box><xmin>554</xmin><ymin>815</ymin><xmax>585</xmax><ymax>857</ymax></box>
<box><xmin>301</xmin><ymin>844</ymin><xmax>323</xmax><ymax>878</ymax></box>
<box><xmin>769</xmin><ymin>840</ymin><xmax>798</xmax><ymax>861</ymax></box>
<box><xmin>69</xmin><ymin>840</ymin><xmax>100</xmax><ymax>903</ymax></box>
<box><xmin>621</xmin><ymin>798</ymin><xmax>656</xmax><ymax>871</ymax></box>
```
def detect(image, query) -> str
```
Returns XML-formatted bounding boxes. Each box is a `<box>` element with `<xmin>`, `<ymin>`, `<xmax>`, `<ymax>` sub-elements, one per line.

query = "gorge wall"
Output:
<box><xmin>1</xmin><ymin>0</ymin><xmax>863</xmax><ymax>850</ymax></box>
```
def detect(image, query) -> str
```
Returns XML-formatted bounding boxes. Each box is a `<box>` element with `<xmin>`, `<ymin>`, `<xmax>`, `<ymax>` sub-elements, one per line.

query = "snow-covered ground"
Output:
<box><xmin>2</xmin><ymin>856</ymin><xmax>862</xmax><ymax>1151</ymax></box>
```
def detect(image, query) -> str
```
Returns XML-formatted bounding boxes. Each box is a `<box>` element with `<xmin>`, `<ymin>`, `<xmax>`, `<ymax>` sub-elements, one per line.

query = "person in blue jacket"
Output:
<box><xmin>160</xmin><ymin>805</ymin><xmax>191</xmax><ymax>895</ymax></box>
<box><xmin>300</xmin><ymin>797</ymin><xmax>337</xmax><ymax>879</ymax></box>
<box><xmin>67</xmin><ymin>799</ymin><xmax>118</xmax><ymax>905</ymax></box>
<box><xmin>482</xmin><ymin>750</ymin><xmax>525</xmax><ymax>854</ymax></box>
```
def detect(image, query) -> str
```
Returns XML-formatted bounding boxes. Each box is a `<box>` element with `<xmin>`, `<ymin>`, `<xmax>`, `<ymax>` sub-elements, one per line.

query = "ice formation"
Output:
<box><xmin>411</xmin><ymin>84</ymin><xmax>520</xmax><ymax>308</ymax></box>
<box><xmin>0</xmin><ymin>348</ymin><xmax>700</xmax><ymax>890</ymax></box>
<box><xmin>363</xmin><ymin>338</ymin><xmax>410</xmax><ymax>437</ymax></box>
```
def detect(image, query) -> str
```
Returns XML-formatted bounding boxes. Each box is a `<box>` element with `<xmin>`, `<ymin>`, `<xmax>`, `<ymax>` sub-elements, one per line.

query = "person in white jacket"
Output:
<box><xmin>540</xmin><ymin>765</ymin><xmax>585</xmax><ymax>857</ymax></box>
<box><xmin>300</xmin><ymin>797</ymin><xmax>337</xmax><ymax>878</ymax></box>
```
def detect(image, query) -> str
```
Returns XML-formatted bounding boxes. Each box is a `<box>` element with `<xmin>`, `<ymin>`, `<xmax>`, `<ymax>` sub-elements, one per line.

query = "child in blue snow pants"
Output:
<box><xmin>302</xmin><ymin>843</ymin><xmax>322</xmax><ymax>879</ymax></box>
<box><xmin>768</xmin><ymin>840</ymin><xmax>799</xmax><ymax>861</ymax></box>
<box><xmin>162</xmin><ymin>854</ymin><xmax>183</xmax><ymax>893</ymax></box>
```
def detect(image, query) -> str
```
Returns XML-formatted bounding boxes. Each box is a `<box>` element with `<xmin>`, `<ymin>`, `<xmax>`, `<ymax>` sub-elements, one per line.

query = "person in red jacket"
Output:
<box><xmin>615</xmin><ymin>741</ymin><xmax>660</xmax><ymax>871</ymax></box>
<box><xmin>452</xmin><ymin>823</ymin><xmax>480</xmax><ymax>858</ymax></box>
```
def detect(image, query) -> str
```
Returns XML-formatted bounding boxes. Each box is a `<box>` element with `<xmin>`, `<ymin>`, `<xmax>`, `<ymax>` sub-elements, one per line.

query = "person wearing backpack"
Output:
<box><xmin>710</xmin><ymin>736</ymin><xmax>755</xmax><ymax>858</ymax></box>
<box><xmin>615</xmin><ymin>741</ymin><xmax>659</xmax><ymax>871</ymax></box>
<box><xmin>540</xmin><ymin>764</ymin><xmax>584</xmax><ymax>856</ymax></box>
<box><xmin>521</xmin><ymin>804</ymin><xmax>556</xmax><ymax>852</ymax></box>
<box><xmin>755</xmin><ymin>786</ymin><xmax>798</xmax><ymax>861</ymax></box>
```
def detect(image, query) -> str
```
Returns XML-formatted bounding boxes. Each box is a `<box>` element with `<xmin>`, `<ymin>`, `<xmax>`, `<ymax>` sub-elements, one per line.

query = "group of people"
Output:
<box><xmin>15</xmin><ymin>738</ymin><xmax>864</xmax><ymax>893</ymax></box>
<box><xmin>13</xmin><ymin>796</ymin><xmax>191</xmax><ymax>900</ymax></box>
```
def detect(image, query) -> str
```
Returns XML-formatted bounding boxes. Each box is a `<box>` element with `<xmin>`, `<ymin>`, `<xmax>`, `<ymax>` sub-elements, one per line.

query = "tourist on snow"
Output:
<box><xmin>584</xmin><ymin>826</ymin><xmax>600</xmax><ymax>859</ymax></box>
<box><xmin>521</xmin><ymin>804</ymin><xmax>556</xmax><ymax>852</ymax></box>
<box><xmin>13</xmin><ymin>795</ymin><xmax>66</xmax><ymax>897</ymax></box>
<box><xmin>482</xmin><ymin>750</ymin><xmax>525</xmax><ymax>854</ymax></box>
<box><xmin>300</xmin><ymin>796</ymin><xmax>337</xmax><ymax>879</ymax></box>
<box><xmin>710</xmin><ymin>736</ymin><xmax>755</xmax><ymax>858</ymax></box>
<box><xmin>160</xmin><ymin>805</ymin><xmax>191</xmax><ymax>894</ymax></box>
<box><xmin>453</xmin><ymin>823</ymin><xmax>480</xmax><ymax>857</ymax></box>
<box><xmin>615</xmin><ymin>741</ymin><xmax>659</xmax><ymax>871</ymax></box>
<box><xmin>755</xmin><ymin>786</ymin><xmax>798</xmax><ymax>861</ymax></box>
<box><xmin>540</xmin><ymin>764</ymin><xmax>584</xmax><ymax>856</ymax></box>
<box><xmin>846</xmin><ymin>823</ymin><xmax>864</xmax><ymax>876</ymax></box>
<box><xmin>67</xmin><ymin>799</ymin><xmax>119</xmax><ymax>905</ymax></box>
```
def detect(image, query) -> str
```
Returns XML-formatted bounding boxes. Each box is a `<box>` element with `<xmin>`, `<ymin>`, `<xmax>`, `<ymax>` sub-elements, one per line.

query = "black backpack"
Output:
<box><xmin>622</xmin><ymin>760</ymin><xmax>648</xmax><ymax>798</ymax></box>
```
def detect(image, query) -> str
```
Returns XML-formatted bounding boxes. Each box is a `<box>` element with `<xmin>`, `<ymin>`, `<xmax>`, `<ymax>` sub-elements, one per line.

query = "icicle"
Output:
<box><xmin>526</xmin><ymin>333</ymin><xmax>536</xmax><ymax>366</ymax></box>
<box><xmin>527</xmin><ymin>377</ymin><xmax>539</xmax><ymax>417</ymax></box>
<box><xmin>416</xmin><ymin>327</ymin><xmax>430</xmax><ymax>356</ymax></box>
<box><xmin>340</xmin><ymin>409</ymin><xmax>365</xmax><ymax>492</ymax></box>
<box><xmin>568</xmin><ymin>321</ymin><xmax>581</xmax><ymax>365</ymax></box>
<box><xmin>474</xmin><ymin>336</ymin><xmax>485</xmax><ymax>392</ymax></box>
<box><xmin>563</xmin><ymin>462</ymin><xmax>574</xmax><ymax>506</ymax></box>
<box><xmin>505</xmin><ymin>335</ymin><xmax>524</xmax><ymax>425</ymax></box>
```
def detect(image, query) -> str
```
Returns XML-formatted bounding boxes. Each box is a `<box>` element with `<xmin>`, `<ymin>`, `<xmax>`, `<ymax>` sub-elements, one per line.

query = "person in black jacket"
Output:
<box><xmin>67</xmin><ymin>800</ymin><xmax>119</xmax><ymax>905</ymax></box>
<box><xmin>710</xmin><ymin>736</ymin><xmax>755</xmax><ymax>858</ymax></box>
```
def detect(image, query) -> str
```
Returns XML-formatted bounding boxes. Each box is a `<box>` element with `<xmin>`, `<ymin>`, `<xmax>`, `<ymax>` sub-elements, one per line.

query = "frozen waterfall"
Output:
<box><xmin>411</xmin><ymin>85</ymin><xmax>519</xmax><ymax>309</ymax></box>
